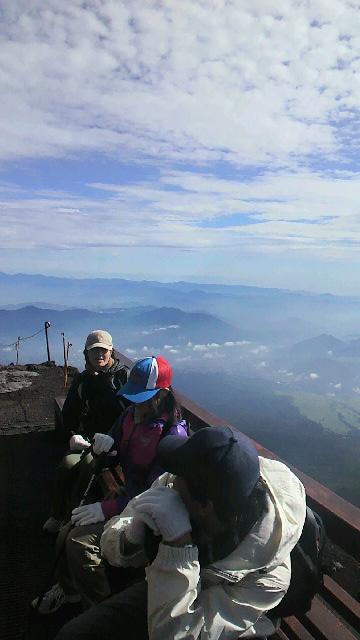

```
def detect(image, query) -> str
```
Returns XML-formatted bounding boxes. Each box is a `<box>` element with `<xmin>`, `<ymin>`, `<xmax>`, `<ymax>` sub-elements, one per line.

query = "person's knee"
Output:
<box><xmin>59</xmin><ymin>453</ymin><xmax>80</xmax><ymax>473</ymax></box>
<box><xmin>66</xmin><ymin>524</ymin><xmax>102</xmax><ymax>568</ymax></box>
<box><xmin>66</xmin><ymin>529</ymin><xmax>88</xmax><ymax>568</ymax></box>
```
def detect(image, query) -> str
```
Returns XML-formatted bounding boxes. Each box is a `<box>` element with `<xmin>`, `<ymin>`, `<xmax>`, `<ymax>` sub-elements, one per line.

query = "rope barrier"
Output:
<box><xmin>0</xmin><ymin>322</ymin><xmax>71</xmax><ymax>379</ymax></box>
<box><xmin>0</xmin><ymin>322</ymin><xmax>53</xmax><ymax>364</ymax></box>
<box><xmin>0</xmin><ymin>326</ymin><xmax>45</xmax><ymax>349</ymax></box>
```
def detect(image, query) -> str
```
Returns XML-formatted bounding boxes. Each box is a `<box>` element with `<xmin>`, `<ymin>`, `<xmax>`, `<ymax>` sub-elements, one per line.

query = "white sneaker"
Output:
<box><xmin>43</xmin><ymin>516</ymin><xmax>63</xmax><ymax>534</ymax></box>
<box><xmin>32</xmin><ymin>583</ymin><xmax>81</xmax><ymax>615</ymax></box>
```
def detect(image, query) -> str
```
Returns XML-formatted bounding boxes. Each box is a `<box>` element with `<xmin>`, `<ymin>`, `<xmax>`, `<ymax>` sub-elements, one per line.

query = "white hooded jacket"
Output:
<box><xmin>101</xmin><ymin>457</ymin><xmax>306</xmax><ymax>639</ymax></box>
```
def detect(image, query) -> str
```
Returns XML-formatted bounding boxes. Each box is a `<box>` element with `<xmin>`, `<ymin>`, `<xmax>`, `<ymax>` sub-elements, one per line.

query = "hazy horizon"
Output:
<box><xmin>1</xmin><ymin>269</ymin><xmax>359</xmax><ymax>301</ymax></box>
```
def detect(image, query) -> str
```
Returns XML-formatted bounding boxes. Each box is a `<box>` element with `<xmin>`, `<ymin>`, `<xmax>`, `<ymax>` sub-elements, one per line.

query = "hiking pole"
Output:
<box><xmin>31</xmin><ymin>446</ymin><xmax>108</xmax><ymax>617</ymax></box>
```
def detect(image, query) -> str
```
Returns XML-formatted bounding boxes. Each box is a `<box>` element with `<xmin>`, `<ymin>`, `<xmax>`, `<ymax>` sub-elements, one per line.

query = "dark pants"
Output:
<box><xmin>55</xmin><ymin>581</ymin><xmax>148</xmax><ymax>640</ymax></box>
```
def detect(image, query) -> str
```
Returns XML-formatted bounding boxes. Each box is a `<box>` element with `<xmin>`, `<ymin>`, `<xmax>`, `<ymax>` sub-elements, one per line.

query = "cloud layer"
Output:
<box><xmin>1</xmin><ymin>168</ymin><xmax>360</xmax><ymax>258</ymax></box>
<box><xmin>1</xmin><ymin>1</ymin><xmax>360</xmax><ymax>291</ymax></box>
<box><xmin>1</xmin><ymin>0</ymin><xmax>359</xmax><ymax>165</ymax></box>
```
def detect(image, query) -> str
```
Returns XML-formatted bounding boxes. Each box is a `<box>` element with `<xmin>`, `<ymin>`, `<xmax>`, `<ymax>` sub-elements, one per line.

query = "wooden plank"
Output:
<box><xmin>274</xmin><ymin>629</ymin><xmax>291</xmax><ymax>640</ymax></box>
<box><xmin>302</xmin><ymin>597</ymin><xmax>358</xmax><ymax>640</ymax></box>
<box><xmin>322</xmin><ymin>575</ymin><xmax>360</xmax><ymax>633</ymax></box>
<box><xmin>281</xmin><ymin>616</ymin><xmax>315</xmax><ymax>640</ymax></box>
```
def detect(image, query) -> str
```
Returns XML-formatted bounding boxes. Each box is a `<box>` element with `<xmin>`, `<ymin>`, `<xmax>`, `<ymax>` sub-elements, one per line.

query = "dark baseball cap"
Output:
<box><xmin>158</xmin><ymin>426</ymin><xmax>260</xmax><ymax>516</ymax></box>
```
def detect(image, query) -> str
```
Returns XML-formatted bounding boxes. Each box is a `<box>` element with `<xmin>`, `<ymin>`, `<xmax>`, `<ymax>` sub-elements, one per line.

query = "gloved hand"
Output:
<box><xmin>132</xmin><ymin>486</ymin><xmax>191</xmax><ymax>542</ymax></box>
<box><xmin>93</xmin><ymin>433</ymin><xmax>116</xmax><ymax>455</ymax></box>
<box><xmin>125</xmin><ymin>516</ymin><xmax>147</xmax><ymax>546</ymax></box>
<box><xmin>71</xmin><ymin>502</ymin><xmax>105</xmax><ymax>527</ymax></box>
<box><xmin>69</xmin><ymin>434</ymin><xmax>90</xmax><ymax>451</ymax></box>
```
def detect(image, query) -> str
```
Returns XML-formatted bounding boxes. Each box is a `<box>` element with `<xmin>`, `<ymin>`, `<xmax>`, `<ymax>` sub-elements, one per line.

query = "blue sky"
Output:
<box><xmin>1</xmin><ymin>0</ymin><xmax>360</xmax><ymax>294</ymax></box>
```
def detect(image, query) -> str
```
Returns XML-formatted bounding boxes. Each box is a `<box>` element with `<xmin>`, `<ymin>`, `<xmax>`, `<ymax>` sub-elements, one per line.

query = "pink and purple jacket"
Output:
<box><xmin>100</xmin><ymin>406</ymin><xmax>188</xmax><ymax>520</ymax></box>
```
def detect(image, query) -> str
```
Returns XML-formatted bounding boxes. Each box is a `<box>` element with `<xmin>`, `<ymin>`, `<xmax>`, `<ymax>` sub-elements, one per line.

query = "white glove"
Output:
<box><xmin>69</xmin><ymin>434</ymin><xmax>90</xmax><ymax>451</ymax></box>
<box><xmin>125</xmin><ymin>516</ymin><xmax>147</xmax><ymax>546</ymax></box>
<box><xmin>132</xmin><ymin>486</ymin><xmax>192</xmax><ymax>542</ymax></box>
<box><xmin>71</xmin><ymin>502</ymin><xmax>105</xmax><ymax>527</ymax></box>
<box><xmin>93</xmin><ymin>433</ymin><xmax>116</xmax><ymax>455</ymax></box>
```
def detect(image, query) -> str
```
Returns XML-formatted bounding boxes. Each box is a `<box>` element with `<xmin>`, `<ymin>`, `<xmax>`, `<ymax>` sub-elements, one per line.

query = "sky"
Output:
<box><xmin>1</xmin><ymin>0</ymin><xmax>360</xmax><ymax>294</ymax></box>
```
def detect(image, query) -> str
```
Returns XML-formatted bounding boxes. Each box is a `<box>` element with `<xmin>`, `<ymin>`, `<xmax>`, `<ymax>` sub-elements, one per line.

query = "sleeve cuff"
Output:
<box><xmin>155</xmin><ymin>541</ymin><xmax>199</xmax><ymax>565</ymax></box>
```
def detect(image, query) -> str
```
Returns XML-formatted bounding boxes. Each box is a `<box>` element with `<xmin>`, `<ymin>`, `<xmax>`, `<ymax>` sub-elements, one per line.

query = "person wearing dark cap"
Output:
<box><xmin>43</xmin><ymin>330</ymin><xmax>129</xmax><ymax>535</ymax></box>
<box><xmin>55</xmin><ymin>425</ymin><xmax>306</xmax><ymax>640</ymax></box>
<box><xmin>34</xmin><ymin>355</ymin><xmax>188</xmax><ymax>616</ymax></box>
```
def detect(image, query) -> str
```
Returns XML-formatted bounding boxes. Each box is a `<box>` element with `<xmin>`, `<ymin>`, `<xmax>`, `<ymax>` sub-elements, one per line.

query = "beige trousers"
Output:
<box><xmin>56</xmin><ymin>521</ymin><xmax>111</xmax><ymax>609</ymax></box>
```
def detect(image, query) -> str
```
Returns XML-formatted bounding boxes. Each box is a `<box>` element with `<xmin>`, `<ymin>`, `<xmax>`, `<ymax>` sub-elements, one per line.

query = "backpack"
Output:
<box><xmin>271</xmin><ymin>506</ymin><xmax>326</xmax><ymax>618</ymax></box>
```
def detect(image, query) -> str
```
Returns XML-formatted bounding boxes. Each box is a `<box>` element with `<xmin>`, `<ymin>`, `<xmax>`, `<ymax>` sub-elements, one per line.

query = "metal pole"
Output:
<box><xmin>61</xmin><ymin>332</ymin><xmax>68</xmax><ymax>387</ymax></box>
<box><xmin>16</xmin><ymin>337</ymin><xmax>20</xmax><ymax>365</ymax></box>
<box><xmin>66</xmin><ymin>341</ymin><xmax>72</xmax><ymax>364</ymax></box>
<box><xmin>44</xmin><ymin>321</ymin><xmax>51</xmax><ymax>363</ymax></box>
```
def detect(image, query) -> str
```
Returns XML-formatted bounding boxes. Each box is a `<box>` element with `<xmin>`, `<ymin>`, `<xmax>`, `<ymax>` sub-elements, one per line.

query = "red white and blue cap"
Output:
<box><xmin>118</xmin><ymin>355</ymin><xmax>172</xmax><ymax>404</ymax></box>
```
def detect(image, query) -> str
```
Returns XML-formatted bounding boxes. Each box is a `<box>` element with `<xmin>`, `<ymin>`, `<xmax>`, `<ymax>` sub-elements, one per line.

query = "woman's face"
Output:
<box><xmin>87</xmin><ymin>347</ymin><xmax>112</xmax><ymax>371</ymax></box>
<box><xmin>133</xmin><ymin>393</ymin><xmax>160</xmax><ymax>422</ymax></box>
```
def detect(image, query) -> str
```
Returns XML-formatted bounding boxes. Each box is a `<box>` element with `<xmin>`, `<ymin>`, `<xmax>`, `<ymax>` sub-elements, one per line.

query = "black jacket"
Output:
<box><xmin>62</xmin><ymin>352</ymin><xmax>129</xmax><ymax>441</ymax></box>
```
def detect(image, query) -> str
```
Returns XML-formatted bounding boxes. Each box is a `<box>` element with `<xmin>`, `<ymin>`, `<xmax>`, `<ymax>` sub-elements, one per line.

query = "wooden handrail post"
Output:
<box><xmin>61</xmin><ymin>332</ymin><xmax>68</xmax><ymax>388</ymax></box>
<box><xmin>44</xmin><ymin>321</ymin><xmax>51</xmax><ymax>363</ymax></box>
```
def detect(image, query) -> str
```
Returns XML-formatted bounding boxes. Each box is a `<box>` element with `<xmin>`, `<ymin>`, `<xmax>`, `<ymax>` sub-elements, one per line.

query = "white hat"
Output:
<box><xmin>85</xmin><ymin>330</ymin><xmax>113</xmax><ymax>351</ymax></box>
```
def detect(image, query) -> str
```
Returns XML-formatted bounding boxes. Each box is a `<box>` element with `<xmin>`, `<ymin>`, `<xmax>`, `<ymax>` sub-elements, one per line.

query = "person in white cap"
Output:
<box><xmin>43</xmin><ymin>330</ymin><xmax>129</xmax><ymax>535</ymax></box>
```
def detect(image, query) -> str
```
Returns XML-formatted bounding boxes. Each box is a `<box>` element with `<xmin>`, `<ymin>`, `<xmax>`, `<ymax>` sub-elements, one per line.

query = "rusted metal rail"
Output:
<box><xmin>54</xmin><ymin>351</ymin><xmax>360</xmax><ymax>640</ymax></box>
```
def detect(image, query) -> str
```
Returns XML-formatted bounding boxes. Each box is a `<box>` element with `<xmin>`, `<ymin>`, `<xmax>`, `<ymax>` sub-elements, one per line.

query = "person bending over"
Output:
<box><xmin>55</xmin><ymin>425</ymin><xmax>306</xmax><ymax>640</ymax></box>
<box><xmin>33</xmin><ymin>355</ymin><xmax>188</xmax><ymax>615</ymax></box>
<box><xmin>43</xmin><ymin>330</ymin><xmax>129</xmax><ymax>534</ymax></box>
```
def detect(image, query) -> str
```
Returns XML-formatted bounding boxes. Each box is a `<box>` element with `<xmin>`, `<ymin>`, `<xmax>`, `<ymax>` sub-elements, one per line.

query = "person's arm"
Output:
<box><xmin>100</xmin><ymin>505</ymin><xmax>148</xmax><ymax>568</ymax></box>
<box><xmin>134</xmin><ymin>485</ymin><xmax>284</xmax><ymax>639</ymax></box>
<box><xmin>146</xmin><ymin>546</ymin><xmax>285</xmax><ymax>639</ymax></box>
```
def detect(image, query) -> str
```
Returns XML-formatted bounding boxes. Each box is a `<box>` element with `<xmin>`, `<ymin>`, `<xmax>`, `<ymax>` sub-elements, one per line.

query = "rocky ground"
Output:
<box><xmin>0</xmin><ymin>362</ymin><xmax>77</xmax><ymax>435</ymax></box>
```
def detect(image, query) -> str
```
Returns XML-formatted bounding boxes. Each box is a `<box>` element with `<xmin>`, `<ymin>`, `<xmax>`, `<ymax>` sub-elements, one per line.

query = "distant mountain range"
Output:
<box><xmin>2</xmin><ymin>271</ymin><xmax>360</xmax><ymax>343</ymax></box>
<box><xmin>1</xmin><ymin>276</ymin><xmax>360</xmax><ymax>507</ymax></box>
<box><xmin>0</xmin><ymin>304</ymin><xmax>242</xmax><ymax>366</ymax></box>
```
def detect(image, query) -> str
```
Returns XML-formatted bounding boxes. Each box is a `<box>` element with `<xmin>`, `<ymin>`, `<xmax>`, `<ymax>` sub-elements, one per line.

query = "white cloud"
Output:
<box><xmin>1</xmin><ymin>1</ymin><xmax>359</xmax><ymax>166</ymax></box>
<box><xmin>250</xmin><ymin>345</ymin><xmax>269</xmax><ymax>355</ymax></box>
<box><xmin>125</xmin><ymin>348</ymin><xmax>136</xmax><ymax>354</ymax></box>
<box><xmin>2</xmin><ymin>166</ymin><xmax>360</xmax><ymax>267</ymax></box>
<box><xmin>193</xmin><ymin>344</ymin><xmax>208</xmax><ymax>352</ymax></box>
<box><xmin>1</xmin><ymin>1</ymin><xmax>360</xmax><ymax>289</ymax></box>
<box><xmin>141</xmin><ymin>325</ymin><xmax>180</xmax><ymax>336</ymax></box>
<box><xmin>309</xmin><ymin>372</ymin><xmax>319</xmax><ymax>379</ymax></box>
<box><xmin>224</xmin><ymin>340</ymin><xmax>251</xmax><ymax>347</ymax></box>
